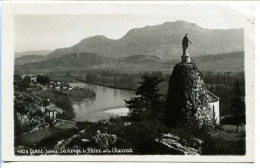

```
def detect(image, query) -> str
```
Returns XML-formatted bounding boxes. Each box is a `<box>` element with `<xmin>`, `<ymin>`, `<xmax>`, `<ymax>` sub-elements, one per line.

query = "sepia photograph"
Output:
<box><xmin>1</xmin><ymin>2</ymin><xmax>254</xmax><ymax>162</ymax></box>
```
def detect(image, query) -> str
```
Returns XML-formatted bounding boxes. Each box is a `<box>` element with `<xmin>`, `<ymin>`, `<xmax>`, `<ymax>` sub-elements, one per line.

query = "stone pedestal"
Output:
<box><xmin>182</xmin><ymin>55</ymin><xmax>191</xmax><ymax>63</ymax></box>
<box><xmin>165</xmin><ymin>61</ymin><xmax>214</xmax><ymax>129</ymax></box>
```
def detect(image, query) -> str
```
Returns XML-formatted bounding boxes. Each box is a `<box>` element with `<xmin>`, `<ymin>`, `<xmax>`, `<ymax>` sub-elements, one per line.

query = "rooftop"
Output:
<box><xmin>208</xmin><ymin>91</ymin><xmax>220</xmax><ymax>103</ymax></box>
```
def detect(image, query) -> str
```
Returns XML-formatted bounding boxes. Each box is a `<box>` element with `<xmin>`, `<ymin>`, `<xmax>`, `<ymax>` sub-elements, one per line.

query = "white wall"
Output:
<box><xmin>209</xmin><ymin>101</ymin><xmax>220</xmax><ymax>125</ymax></box>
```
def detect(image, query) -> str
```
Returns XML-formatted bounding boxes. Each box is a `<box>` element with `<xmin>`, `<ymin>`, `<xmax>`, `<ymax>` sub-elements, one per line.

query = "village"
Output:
<box><xmin>14</xmin><ymin>74</ymin><xmax>96</xmax><ymax>137</ymax></box>
<box><xmin>20</xmin><ymin>74</ymin><xmax>73</xmax><ymax>92</ymax></box>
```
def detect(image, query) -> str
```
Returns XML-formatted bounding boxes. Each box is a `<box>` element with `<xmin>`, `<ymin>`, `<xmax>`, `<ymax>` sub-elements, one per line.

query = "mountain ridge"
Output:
<box><xmin>21</xmin><ymin>52</ymin><xmax>103</xmax><ymax>71</ymax></box>
<box><xmin>43</xmin><ymin>20</ymin><xmax>243</xmax><ymax>60</ymax></box>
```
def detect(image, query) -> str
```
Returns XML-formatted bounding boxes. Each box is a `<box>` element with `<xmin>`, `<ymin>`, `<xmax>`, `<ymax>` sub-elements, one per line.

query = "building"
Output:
<box><xmin>29</xmin><ymin>75</ymin><xmax>37</xmax><ymax>82</ymax></box>
<box><xmin>208</xmin><ymin>91</ymin><xmax>220</xmax><ymax>125</ymax></box>
<box><xmin>61</xmin><ymin>82</ymin><xmax>69</xmax><ymax>90</ymax></box>
<box><xmin>55</xmin><ymin>84</ymin><xmax>61</xmax><ymax>91</ymax></box>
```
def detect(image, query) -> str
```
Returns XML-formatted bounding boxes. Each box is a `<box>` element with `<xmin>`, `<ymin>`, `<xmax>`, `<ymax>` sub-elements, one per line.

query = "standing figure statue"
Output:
<box><xmin>182</xmin><ymin>34</ymin><xmax>192</xmax><ymax>55</ymax></box>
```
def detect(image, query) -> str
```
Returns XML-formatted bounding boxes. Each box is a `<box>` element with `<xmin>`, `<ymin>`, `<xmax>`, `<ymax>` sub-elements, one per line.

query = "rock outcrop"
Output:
<box><xmin>155</xmin><ymin>133</ymin><xmax>203</xmax><ymax>155</ymax></box>
<box><xmin>165</xmin><ymin>57</ymin><xmax>214</xmax><ymax>129</ymax></box>
<box><xmin>92</xmin><ymin>130</ymin><xmax>118</xmax><ymax>149</ymax></box>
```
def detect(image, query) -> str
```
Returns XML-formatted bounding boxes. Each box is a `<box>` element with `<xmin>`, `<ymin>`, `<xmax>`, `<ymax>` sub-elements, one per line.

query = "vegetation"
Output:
<box><xmin>56</xmin><ymin>96</ymin><xmax>75</xmax><ymax>120</ymax></box>
<box><xmin>229</xmin><ymin>80</ymin><xmax>246</xmax><ymax>131</ymax></box>
<box><xmin>14</xmin><ymin>92</ymin><xmax>48</xmax><ymax>137</ymax></box>
<box><xmin>68</xmin><ymin>86</ymin><xmax>96</xmax><ymax>103</ymax></box>
<box><xmin>107</xmin><ymin>119</ymin><xmax>167</xmax><ymax>154</ymax></box>
<box><xmin>34</xmin><ymin>91</ymin><xmax>76</xmax><ymax>120</ymax></box>
<box><xmin>107</xmin><ymin>117</ymin><xmax>245</xmax><ymax>155</ymax></box>
<box><xmin>36</xmin><ymin>75</ymin><xmax>50</xmax><ymax>85</ymax></box>
<box><xmin>125</xmin><ymin>76</ymin><xmax>163</xmax><ymax>121</ymax></box>
<box><xmin>14</xmin><ymin>74</ymin><xmax>31</xmax><ymax>90</ymax></box>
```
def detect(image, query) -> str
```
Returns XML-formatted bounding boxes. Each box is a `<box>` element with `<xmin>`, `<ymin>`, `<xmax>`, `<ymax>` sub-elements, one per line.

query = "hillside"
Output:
<box><xmin>193</xmin><ymin>51</ymin><xmax>244</xmax><ymax>72</ymax></box>
<box><xmin>15</xmin><ymin>50</ymin><xmax>53</xmax><ymax>58</ymax></box>
<box><xmin>16</xmin><ymin>51</ymin><xmax>244</xmax><ymax>73</ymax></box>
<box><xmin>44</xmin><ymin>20</ymin><xmax>243</xmax><ymax>60</ymax></box>
<box><xmin>21</xmin><ymin>52</ymin><xmax>103</xmax><ymax>71</ymax></box>
<box><xmin>122</xmin><ymin>55</ymin><xmax>163</xmax><ymax>64</ymax></box>
<box><xmin>15</xmin><ymin>55</ymin><xmax>47</xmax><ymax>65</ymax></box>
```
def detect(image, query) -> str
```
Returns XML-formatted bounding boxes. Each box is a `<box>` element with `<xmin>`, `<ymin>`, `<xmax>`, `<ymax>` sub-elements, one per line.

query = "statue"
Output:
<box><xmin>182</xmin><ymin>34</ymin><xmax>192</xmax><ymax>55</ymax></box>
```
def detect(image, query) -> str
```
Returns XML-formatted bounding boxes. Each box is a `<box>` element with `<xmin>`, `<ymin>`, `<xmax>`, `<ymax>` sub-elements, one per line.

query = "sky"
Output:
<box><xmin>14</xmin><ymin>4</ymin><xmax>252</xmax><ymax>52</ymax></box>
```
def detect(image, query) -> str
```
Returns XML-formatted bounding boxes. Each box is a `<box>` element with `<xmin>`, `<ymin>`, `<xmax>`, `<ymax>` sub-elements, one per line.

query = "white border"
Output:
<box><xmin>1</xmin><ymin>1</ymin><xmax>255</xmax><ymax>162</ymax></box>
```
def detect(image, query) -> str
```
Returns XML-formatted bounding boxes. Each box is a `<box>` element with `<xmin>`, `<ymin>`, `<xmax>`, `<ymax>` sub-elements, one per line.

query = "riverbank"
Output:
<box><xmin>104</xmin><ymin>107</ymin><xmax>129</xmax><ymax>116</ymax></box>
<box><xmin>37</xmin><ymin>89</ymin><xmax>96</xmax><ymax>104</ymax></box>
<box><xmin>76</xmin><ymin>79</ymin><xmax>169</xmax><ymax>98</ymax></box>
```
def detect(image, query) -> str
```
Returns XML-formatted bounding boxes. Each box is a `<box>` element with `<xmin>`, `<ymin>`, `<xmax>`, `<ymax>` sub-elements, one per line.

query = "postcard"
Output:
<box><xmin>1</xmin><ymin>1</ymin><xmax>255</xmax><ymax>162</ymax></box>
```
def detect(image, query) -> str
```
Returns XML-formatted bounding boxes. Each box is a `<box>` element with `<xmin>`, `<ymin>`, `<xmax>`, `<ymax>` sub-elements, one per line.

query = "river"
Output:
<box><xmin>69</xmin><ymin>82</ymin><xmax>136</xmax><ymax>122</ymax></box>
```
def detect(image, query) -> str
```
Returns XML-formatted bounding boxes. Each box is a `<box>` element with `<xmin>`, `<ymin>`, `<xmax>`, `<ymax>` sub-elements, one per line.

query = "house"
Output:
<box><xmin>29</xmin><ymin>75</ymin><xmax>37</xmax><ymax>82</ymax></box>
<box><xmin>61</xmin><ymin>82</ymin><xmax>69</xmax><ymax>90</ymax></box>
<box><xmin>50</xmin><ymin>111</ymin><xmax>57</xmax><ymax>119</ymax></box>
<box><xmin>208</xmin><ymin>91</ymin><xmax>220</xmax><ymax>125</ymax></box>
<box><xmin>55</xmin><ymin>84</ymin><xmax>61</xmax><ymax>91</ymax></box>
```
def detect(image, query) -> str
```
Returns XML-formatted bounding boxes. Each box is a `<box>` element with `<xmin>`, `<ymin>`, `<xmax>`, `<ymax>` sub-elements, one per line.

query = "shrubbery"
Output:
<box><xmin>201</xmin><ymin>137</ymin><xmax>245</xmax><ymax>155</ymax></box>
<box><xmin>56</xmin><ymin>96</ymin><xmax>75</xmax><ymax>120</ymax></box>
<box><xmin>36</xmin><ymin>75</ymin><xmax>50</xmax><ymax>85</ymax></box>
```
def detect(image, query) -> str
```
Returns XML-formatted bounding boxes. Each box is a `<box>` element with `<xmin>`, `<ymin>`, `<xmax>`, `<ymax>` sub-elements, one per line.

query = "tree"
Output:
<box><xmin>125</xmin><ymin>75</ymin><xmax>163</xmax><ymax>121</ymax></box>
<box><xmin>36</xmin><ymin>75</ymin><xmax>50</xmax><ymax>85</ymax></box>
<box><xmin>230</xmin><ymin>80</ymin><xmax>245</xmax><ymax>132</ymax></box>
<box><xmin>56</xmin><ymin>96</ymin><xmax>75</xmax><ymax>120</ymax></box>
<box><xmin>29</xmin><ymin>109</ymin><xmax>44</xmax><ymax>121</ymax></box>
<box><xmin>20</xmin><ymin>76</ymin><xmax>31</xmax><ymax>89</ymax></box>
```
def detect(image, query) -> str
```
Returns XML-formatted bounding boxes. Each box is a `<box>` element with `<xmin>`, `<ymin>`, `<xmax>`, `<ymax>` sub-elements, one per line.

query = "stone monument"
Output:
<box><xmin>165</xmin><ymin>34</ymin><xmax>215</xmax><ymax>129</ymax></box>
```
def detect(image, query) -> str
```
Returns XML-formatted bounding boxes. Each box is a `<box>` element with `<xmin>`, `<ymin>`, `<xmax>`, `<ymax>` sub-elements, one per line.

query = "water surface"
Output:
<box><xmin>69</xmin><ymin>82</ymin><xmax>135</xmax><ymax>122</ymax></box>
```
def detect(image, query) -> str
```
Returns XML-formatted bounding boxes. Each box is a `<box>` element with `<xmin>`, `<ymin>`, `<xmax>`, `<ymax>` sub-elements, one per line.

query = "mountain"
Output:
<box><xmin>20</xmin><ymin>52</ymin><xmax>103</xmax><ymax>71</ymax></box>
<box><xmin>44</xmin><ymin>20</ymin><xmax>243</xmax><ymax>60</ymax></box>
<box><xmin>15</xmin><ymin>55</ymin><xmax>47</xmax><ymax>65</ymax></box>
<box><xmin>15</xmin><ymin>50</ymin><xmax>53</xmax><ymax>58</ymax></box>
